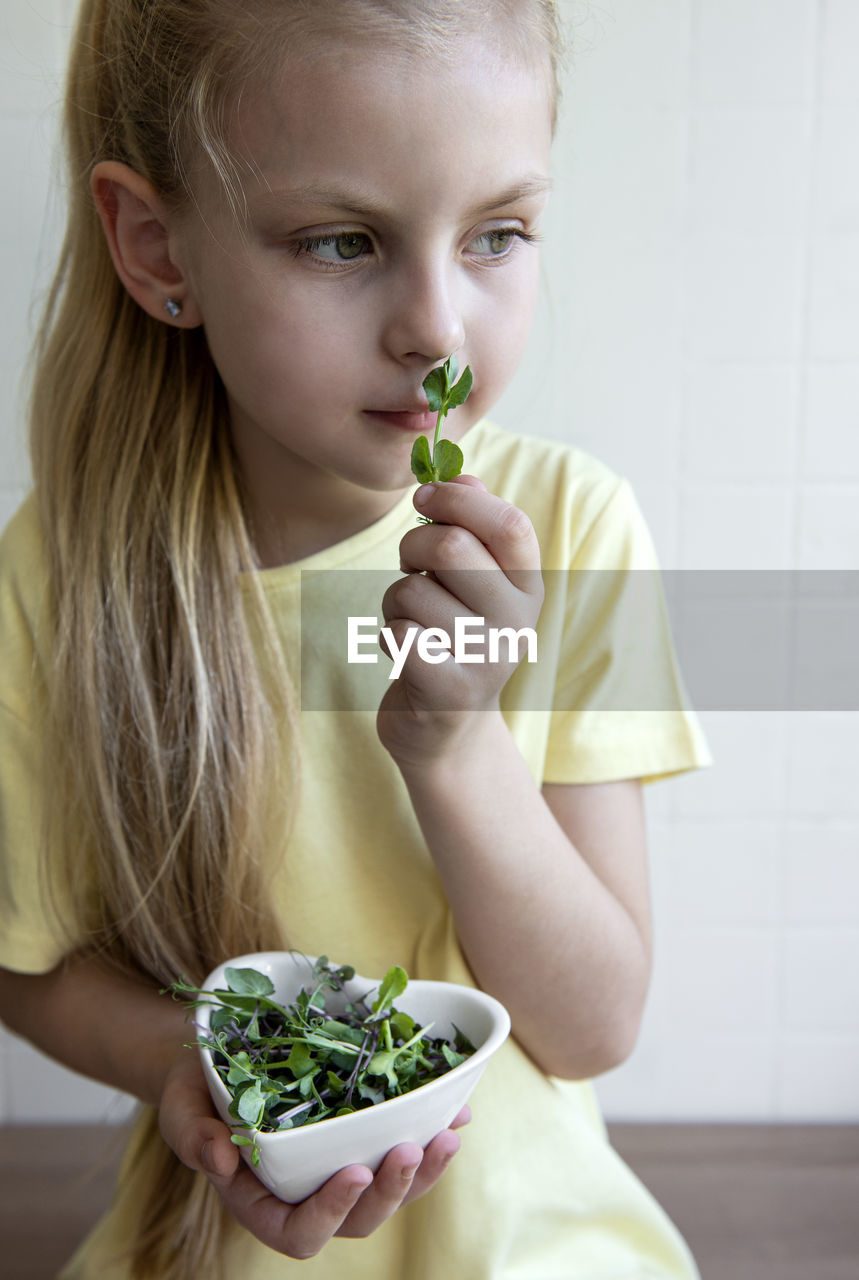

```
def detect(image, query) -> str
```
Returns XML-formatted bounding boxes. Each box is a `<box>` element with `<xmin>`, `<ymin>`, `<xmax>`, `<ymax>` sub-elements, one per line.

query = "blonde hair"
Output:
<box><xmin>28</xmin><ymin>1</ymin><xmax>563</xmax><ymax>1275</ymax></box>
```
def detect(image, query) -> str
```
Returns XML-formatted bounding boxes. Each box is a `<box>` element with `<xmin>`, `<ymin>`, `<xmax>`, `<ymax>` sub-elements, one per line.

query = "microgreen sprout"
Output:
<box><xmin>410</xmin><ymin>355</ymin><xmax>473</xmax><ymax>487</ymax></box>
<box><xmin>167</xmin><ymin>957</ymin><xmax>475</xmax><ymax>1168</ymax></box>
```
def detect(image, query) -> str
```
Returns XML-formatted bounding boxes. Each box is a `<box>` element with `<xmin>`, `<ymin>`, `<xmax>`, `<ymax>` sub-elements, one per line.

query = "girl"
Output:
<box><xmin>0</xmin><ymin>1</ymin><xmax>709</xmax><ymax>1277</ymax></box>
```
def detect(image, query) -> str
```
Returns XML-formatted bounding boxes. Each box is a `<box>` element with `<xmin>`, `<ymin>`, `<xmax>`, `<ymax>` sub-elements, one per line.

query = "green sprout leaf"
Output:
<box><xmin>446</xmin><ymin>364</ymin><xmax>473</xmax><ymax>410</ymax></box>
<box><xmin>372</xmin><ymin>965</ymin><xmax>409</xmax><ymax>1016</ymax></box>
<box><xmin>410</xmin><ymin>434</ymin><xmax>435</xmax><ymax>484</ymax></box>
<box><xmin>236</xmin><ymin>1080</ymin><xmax>267</xmax><ymax>1127</ymax></box>
<box><xmin>441</xmin><ymin>1042</ymin><xmax>468</xmax><ymax>1070</ymax></box>
<box><xmin>366</xmin><ymin>1048</ymin><xmax>401</xmax><ymax>1091</ymax></box>
<box><xmin>367</xmin><ymin>1022</ymin><xmax>433</xmax><ymax>1090</ymax></box>
<box><xmin>390</xmin><ymin>1010</ymin><xmax>415</xmax><ymax>1042</ymax></box>
<box><xmin>422</xmin><ymin>366</ymin><xmax>448</xmax><ymax>413</ymax></box>
<box><xmin>286</xmin><ymin>1042</ymin><xmax>316</xmax><ymax>1078</ymax></box>
<box><xmin>410</xmin><ymin>354</ymin><xmax>473</xmax><ymax>493</ymax></box>
<box><xmin>226</xmin><ymin>1052</ymin><xmax>257</xmax><ymax>1086</ymax></box>
<box><xmin>433</xmin><ymin>438</ymin><xmax>464</xmax><ymax>483</ymax></box>
<box><xmin>224</xmin><ymin>967</ymin><xmax>275</xmax><ymax>998</ymax></box>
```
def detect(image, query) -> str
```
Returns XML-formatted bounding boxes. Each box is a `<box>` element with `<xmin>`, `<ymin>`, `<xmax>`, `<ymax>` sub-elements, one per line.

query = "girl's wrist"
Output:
<box><xmin>148</xmin><ymin>1022</ymin><xmax>199</xmax><ymax>1105</ymax></box>
<box><xmin>100</xmin><ymin>987</ymin><xmax>194</xmax><ymax>1108</ymax></box>
<box><xmin>67</xmin><ymin>958</ymin><xmax>194</xmax><ymax>1108</ymax></box>
<box><xmin>390</xmin><ymin>706</ymin><xmax>509</xmax><ymax>791</ymax></box>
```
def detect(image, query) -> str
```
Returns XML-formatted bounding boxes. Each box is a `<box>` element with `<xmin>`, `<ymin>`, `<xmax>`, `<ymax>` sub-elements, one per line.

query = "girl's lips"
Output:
<box><xmin>364</xmin><ymin>409</ymin><xmax>436</xmax><ymax>433</ymax></box>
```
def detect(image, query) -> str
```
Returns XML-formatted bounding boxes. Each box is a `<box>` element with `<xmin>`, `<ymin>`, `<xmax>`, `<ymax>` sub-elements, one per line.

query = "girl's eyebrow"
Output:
<box><xmin>254</xmin><ymin>175</ymin><xmax>551</xmax><ymax>220</ymax></box>
<box><xmin>469</xmin><ymin>177</ymin><xmax>552</xmax><ymax>216</ymax></box>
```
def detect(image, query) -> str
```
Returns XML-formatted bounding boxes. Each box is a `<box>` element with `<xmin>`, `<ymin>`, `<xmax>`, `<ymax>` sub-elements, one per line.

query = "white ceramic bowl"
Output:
<box><xmin>197</xmin><ymin>950</ymin><xmax>510</xmax><ymax>1203</ymax></box>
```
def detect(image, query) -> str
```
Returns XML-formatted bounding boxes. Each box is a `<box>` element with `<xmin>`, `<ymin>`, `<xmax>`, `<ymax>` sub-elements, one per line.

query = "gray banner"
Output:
<box><xmin>298</xmin><ymin>569</ymin><xmax>859</xmax><ymax>712</ymax></box>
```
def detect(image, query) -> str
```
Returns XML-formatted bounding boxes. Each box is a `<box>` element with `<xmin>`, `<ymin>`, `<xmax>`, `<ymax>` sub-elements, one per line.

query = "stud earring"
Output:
<box><xmin>164</xmin><ymin>298</ymin><xmax>182</xmax><ymax>319</ymax></box>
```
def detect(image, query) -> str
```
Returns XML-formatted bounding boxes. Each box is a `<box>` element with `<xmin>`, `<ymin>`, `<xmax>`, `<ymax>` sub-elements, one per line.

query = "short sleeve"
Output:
<box><xmin>0</xmin><ymin>497</ymin><xmax>77</xmax><ymax>973</ymax></box>
<box><xmin>542</xmin><ymin>480</ymin><xmax>712</xmax><ymax>785</ymax></box>
<box><xmin>0</xmin><ymin>703</ymin><xmax>72</xmax><ymax>972</ymax></box>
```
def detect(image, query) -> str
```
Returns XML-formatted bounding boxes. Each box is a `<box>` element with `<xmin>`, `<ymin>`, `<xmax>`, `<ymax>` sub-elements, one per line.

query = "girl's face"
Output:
<box><xmin>177</xmin><ymin>35</ymin><xmax>553</xmax><ymax>541</ymax></box>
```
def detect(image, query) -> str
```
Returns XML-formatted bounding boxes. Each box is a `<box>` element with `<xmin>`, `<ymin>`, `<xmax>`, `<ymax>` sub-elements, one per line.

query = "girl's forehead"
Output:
<box><xmin>227</xmin><ymin>36</ymin><xmax>553</xmax><ymax>198</ymax></box>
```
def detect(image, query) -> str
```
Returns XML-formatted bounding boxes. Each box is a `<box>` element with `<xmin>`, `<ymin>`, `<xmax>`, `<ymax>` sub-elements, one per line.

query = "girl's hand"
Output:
<box><xmin>159</xmin><ymin>1045</ymin><xmax>468</xmax><ymax>1259</ymax></box>
<box><xmin>377</xmin><ymin>475</ymin><xmax>544</xmax><ymax>768</ymax></box>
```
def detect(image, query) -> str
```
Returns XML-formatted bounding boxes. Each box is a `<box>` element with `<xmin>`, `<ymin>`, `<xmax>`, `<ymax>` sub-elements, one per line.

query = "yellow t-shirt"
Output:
<box><xmin>0</xmin><ymin>421</ymin><xmax>709</xmax><ymax>1278</ymax></box>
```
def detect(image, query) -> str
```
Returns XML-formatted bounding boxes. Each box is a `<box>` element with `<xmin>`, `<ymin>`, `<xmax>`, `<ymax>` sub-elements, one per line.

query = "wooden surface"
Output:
<box><xmin>0</xmin><ymin>1122</ymin><xmax>857</xmax><ymax>1278</ymax></box>
<box><xmin>610</xmin><ymin>1123</ymin><xmax>859</xmax><ymax>1280</ymax></box>
<box><xmin>0</xmin><ymin>1124</ymin><xmax>126</xmax><ymax>1279</ymax></box>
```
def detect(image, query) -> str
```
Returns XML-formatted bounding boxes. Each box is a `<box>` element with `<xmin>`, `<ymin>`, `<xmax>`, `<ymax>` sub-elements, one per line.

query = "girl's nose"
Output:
<box><xmin>381</xmin><ymin>259</ymin><xmax>466</xmax><ymax>366</ymax></box>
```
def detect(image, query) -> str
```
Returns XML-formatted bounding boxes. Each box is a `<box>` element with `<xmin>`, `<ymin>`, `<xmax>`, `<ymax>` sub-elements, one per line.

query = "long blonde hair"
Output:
<box><xmin>28</xmin><ymin>1</ymin><xmax>563</xmax><ymax>1275</ymax></box>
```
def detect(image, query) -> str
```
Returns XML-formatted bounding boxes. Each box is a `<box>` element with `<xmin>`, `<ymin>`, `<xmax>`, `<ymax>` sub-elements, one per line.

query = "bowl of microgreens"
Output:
<box><xmin>173</xmin><ymin>951</ymin><xmax>510</xmax><ymax>1203</ymax></box>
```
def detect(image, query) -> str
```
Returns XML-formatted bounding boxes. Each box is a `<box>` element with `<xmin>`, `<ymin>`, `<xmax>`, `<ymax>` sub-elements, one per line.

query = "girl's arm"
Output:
<box><xmin>0</xmin><ymin>958</ymin><xmax>466</xmax><ymax>1255</ymax></box>
<box><xmin>378</xmin><ymin>478</ymin><xmax>652</xmax><ymax>1081</ymax></box>
<box><xmin>396</xmin><ymin>732</ymin><xmax>650</xmax><ymax>1081</ymax></box>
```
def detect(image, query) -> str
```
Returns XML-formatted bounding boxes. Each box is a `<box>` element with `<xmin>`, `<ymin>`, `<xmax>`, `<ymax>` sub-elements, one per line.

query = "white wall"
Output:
<box><xmin>1</xmin><ymin>0</ymin><xmax>857</xmax><ymax>1124</ymax></box>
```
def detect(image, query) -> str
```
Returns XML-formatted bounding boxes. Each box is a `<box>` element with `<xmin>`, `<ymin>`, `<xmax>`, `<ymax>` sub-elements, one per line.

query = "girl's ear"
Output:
<box><xmin>90</xmin><ymin>161</ymin><xmax>203</xmax><ymax>327</ymax></box>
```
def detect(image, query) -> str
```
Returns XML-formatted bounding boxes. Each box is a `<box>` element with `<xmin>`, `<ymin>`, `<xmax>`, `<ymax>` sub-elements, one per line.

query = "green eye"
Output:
<box><xmin>294</xmin><ymin>232</ymin><xmax>371</xmax><ymax>263</ymax></box>
<box><xmin>471</xmin><ymin>229</ymin><xmax>516</xmax><ymax>256</ymax></box>
<box><xmin>333</xmin><ymin>232</ymin><xmax>368</xmax><ymax>259</ymax></box>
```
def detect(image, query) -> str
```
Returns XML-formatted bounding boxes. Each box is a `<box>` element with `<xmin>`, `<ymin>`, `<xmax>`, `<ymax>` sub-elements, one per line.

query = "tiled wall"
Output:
<box><xmin>0</xmin><ymin>1</ymin><xmax>67</xmax><ymax>526</ymax></box>
<box><xmin>0</xmin><ymin>1</ymin><xmax>857</xmax><ymax>1123</ymax></box>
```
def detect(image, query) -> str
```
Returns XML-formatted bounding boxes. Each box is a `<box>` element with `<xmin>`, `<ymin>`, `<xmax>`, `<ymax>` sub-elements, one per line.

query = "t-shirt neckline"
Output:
<box><xmin>245</xmin><ymin>485</ymin><xmax>417</xmax><ymax>588</ymax></box>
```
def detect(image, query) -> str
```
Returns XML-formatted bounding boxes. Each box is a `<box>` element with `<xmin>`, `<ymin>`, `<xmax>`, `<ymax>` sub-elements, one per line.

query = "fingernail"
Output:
<box><xmin>402</xmin><ymin>1162</ymin><xmax>420</xmax><ymax>1181</ymax></box>
<box><xmin>201</xmin><ymin>1140</ymin><xmax>218</xmax><ymax>1175</ymax></box>
<box><xmin>414</xmin><ymin>483</ymin><xmax>436</xmax><ymax>508</ymax></box>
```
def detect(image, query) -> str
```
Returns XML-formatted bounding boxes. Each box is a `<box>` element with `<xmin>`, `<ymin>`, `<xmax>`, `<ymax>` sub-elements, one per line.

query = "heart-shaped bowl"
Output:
<box><xmin>196</xmin><ymin>950</ymin><xmax>510</xmax><ymax>1203</ymax></box>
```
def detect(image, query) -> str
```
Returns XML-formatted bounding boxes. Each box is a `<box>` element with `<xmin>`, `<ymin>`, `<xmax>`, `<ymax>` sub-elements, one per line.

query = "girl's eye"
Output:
<box><xmin>468</xmin><ymin>229</ymin><xmax>521</xmax><ymax>257</ymax></box>
<box><xmin>293</xmin><ymin>232</ymin><xmax>372</xmax><ymax>264</ymax></box>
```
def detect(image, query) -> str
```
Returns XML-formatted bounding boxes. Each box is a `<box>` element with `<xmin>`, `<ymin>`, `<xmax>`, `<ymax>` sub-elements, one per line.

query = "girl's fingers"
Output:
<box><xmin>409</xmin><ymin>480</ymin><xmax>542</xmax><ymax>584</ymax></box>
<box><xmin>447</xmin><ymin>473</ymin><xmax>488</xmax><ymax>493</ymax></box>
<box><xmin>400</xmin><ymin>1127</ymin><xmax>462</xmax><ymax>1205</ymax></box>
<box><xmin>383</xmin><ymin>553</ymin><xmax>540</xmax><ymax>672</ymax></box>
<box><xmin>381</xmin><ymin>565</ymin><xmax>483</xmax><ymax>639</ymax></box>
<box><xmin>339</xmin><ymin>1113</ymin><xmax>470</xmax><ymax>1230</ymax></box>
<box><xmin>159</xmin><ymin>1050</ymin><xmax>240</xmax><ymax>1180</ymax></box>
<box><xmin>334</xmin><ymin>1143</ymin><xmax>424</xmax><ymax>1238</ymax></box>
<box><xmin>207</xmin><ymin>1160</ymin><xmax>372</xmax><ymax>1260</ymax></box>
<box><xmin>448</xmin><ymin>1104</ymin><xmax>472</xmax><ymax>1130</ymax></box>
